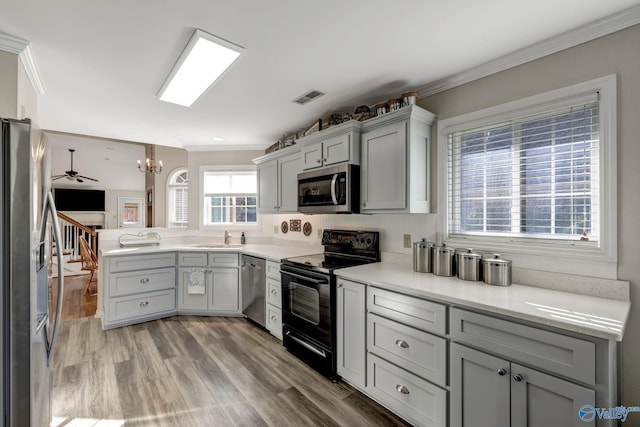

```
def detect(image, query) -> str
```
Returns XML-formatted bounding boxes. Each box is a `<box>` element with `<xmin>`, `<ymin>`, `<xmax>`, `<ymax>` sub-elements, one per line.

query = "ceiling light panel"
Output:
<box><xmin>158</xmin><ymin>29</ymin><xmax>244</xmax><ymax>107</ymax></box>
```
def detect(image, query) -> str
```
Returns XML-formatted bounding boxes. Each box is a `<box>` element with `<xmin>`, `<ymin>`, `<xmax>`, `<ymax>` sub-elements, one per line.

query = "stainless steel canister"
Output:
<box><xmin>482</xmin><ymin>254</ymin><xmax>512</xmax><ymax>286</ymax></box>
<box><xmin>432</xmin><ymin>244</ymin><xmax>455</xmax><ymax>277</ymax></box>
<box><xmin>456</xmin><ymin>248</ymin><xmax>483</xmax><ymax>281</ymax></box>
<box><xmin>413</xmin><ymin>238</ymin><xmax>433</xmax><ymax>273</ymax></box>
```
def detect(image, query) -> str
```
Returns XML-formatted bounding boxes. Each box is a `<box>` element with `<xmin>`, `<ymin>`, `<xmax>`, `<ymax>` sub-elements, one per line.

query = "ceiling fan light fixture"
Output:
<box><xmin>157</xmin><ymin>29</ymin><xmax>244</xmax><ymax>107</ymax></box>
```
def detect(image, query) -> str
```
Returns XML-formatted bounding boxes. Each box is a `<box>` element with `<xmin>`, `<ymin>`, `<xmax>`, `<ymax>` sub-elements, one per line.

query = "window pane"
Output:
<box><xmin>449</xmin><ymin>100</ymin><xmax>599</xmax><ymax>242</ymax></box>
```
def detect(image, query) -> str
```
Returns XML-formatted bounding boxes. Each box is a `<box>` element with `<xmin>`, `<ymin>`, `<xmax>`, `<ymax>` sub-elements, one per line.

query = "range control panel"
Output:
<box><xmin>322</xmin><ymin>229</ymin><xmax>380</xmax><ymax>253</ymax></box>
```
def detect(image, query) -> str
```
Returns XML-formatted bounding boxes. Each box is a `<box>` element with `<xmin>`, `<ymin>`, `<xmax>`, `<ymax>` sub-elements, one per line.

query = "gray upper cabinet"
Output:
<box><xmin>360</xmin><ymin>105</ymin><xmax>436</xmax><ymax>213</ymax></box>
<box><xmin>255</xmin><ymin>149</ymin><xmax>301</xmax><ymax>213</ymax></box>
<box><xmin>298</xmin><ymin>121</ymin><xmax>361</xmax><ymax>171</ymax></box>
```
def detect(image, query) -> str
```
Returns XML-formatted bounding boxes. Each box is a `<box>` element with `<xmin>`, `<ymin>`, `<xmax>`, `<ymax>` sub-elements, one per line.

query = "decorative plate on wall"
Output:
<box><xmin>303</xmin><ymin>222</ymin><xmax>312</xmax><ymax>236</ymax></box>
<box><xmin>290</xmin><ymin>219</ymin><xmax>301</xmax><ymax>232</ymax></box>
<box><xmin>281</xmin><ymin>221</ymin><xmax>288</xmax><ymax>234</ymax></box>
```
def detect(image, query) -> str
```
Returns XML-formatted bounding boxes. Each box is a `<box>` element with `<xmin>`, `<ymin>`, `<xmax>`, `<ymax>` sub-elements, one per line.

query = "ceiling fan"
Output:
<box><xmin>51</xmin><ymin>148</ymin><xmax>99</xmax><ymax>183</ymax></box>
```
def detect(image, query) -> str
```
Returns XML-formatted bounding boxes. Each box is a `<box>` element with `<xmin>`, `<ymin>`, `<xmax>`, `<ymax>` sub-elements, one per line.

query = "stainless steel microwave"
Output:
<box><xmin>297</xmin><ymin>164</ymin><xmax>359</xmax><ymax>214</ymax></box>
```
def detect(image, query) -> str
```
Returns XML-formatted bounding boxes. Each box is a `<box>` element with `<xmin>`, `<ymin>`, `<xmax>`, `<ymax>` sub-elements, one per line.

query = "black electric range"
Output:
<box><xmin>280</xmin><ymin>229</ymin><xmax>380</xmax><ymax>379</ymax></box>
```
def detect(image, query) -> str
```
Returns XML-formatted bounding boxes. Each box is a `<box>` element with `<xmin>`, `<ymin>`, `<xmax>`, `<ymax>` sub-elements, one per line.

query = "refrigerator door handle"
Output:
<box><xmin>41</xmin><ymin>191</ymin><xmax>65</xmax><ymax>366</ymax></box>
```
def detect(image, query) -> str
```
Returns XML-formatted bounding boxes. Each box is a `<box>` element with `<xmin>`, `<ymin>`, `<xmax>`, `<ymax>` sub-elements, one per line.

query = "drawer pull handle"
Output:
<box><xmin>497</xmin><ymin>368</ymin><xmax>507</xmax><ymax>376</ymax></box>
<box><xmin>140</xmin><ymin>278</ymin><xmax>150</xmax><ymax>283</ymax></box>
<box><xmin>395</xmin><ymin>384</ymin><xmax>410</xmax><ymax>395</ymax></box>
<box><xmin>395</xmin><ymin>339</ymin><xmax>409</xmax><ymax>349</ymax></box>
<box><xmin>338</xmin><ymin>283</ymin><xmax>343</xmax><ymax>288</ymax></box>
<box><xmin>513</xmin><ymin>373</ymin><xmax>523</xmax><ymax>382</ymax></box>
<box><xmin>271</xmin><ymin>289</ymin><xmax>277</xmax><ymax>294</ymax></box>
<box><xmin>271</xmin><ymin>315</ymin><xmax>277</xmax><ymax>321</ymax></box>
<box><xmin>140</xmin><ymin>301</ymin><xmax>149</xmax><ymax>307</ymax></box>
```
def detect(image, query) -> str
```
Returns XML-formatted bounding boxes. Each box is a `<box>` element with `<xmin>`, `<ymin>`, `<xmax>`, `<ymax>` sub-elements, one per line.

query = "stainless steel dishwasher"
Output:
<box><xmin>241</xmin><ymin>254</ymin><xmax>266</xmax><ymax>327</ymax></box>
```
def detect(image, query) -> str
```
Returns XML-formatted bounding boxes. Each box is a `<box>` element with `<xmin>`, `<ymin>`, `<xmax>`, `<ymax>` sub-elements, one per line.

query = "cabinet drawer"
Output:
<box><xmin>368</xmin><ymin>287</ymin><xmax>446</xmax><ymax>336</ymax></box>
<box><xmin>109</xmin><ymin>252</ymin><xmax>176</xmax><ymax>273</ymax></box>
<box><xmin>266</xmin><ymin>304</ymin><xmax>283</xmax><ymax>340</ymax></box>
<box><xmin>108</xmin><ymin>289</ymin><xmax>176</xmax><ymax>322</ymax></box>
<box><xmin>109</xmin><ymin>267</ymin><xmax>175</xmax><ymax>297</ymax></box>
<box><xmin>368</xmin><ymin>313</ymin><xmax>446</xmax><ymax>387</ymax></box>
<box><xmin>266</xmin><ymin>277</ymin><xmax>282</xmax><ymax>308</ymax></box>
<box><xmin>208</xmin><ymin>252</ymin><xmax>238</xmax><ymax>267</ymax></box>
<box><xmin>367</xmin><ymin>353</ymin><xmax>447</xmax><ymax>427</ymax></box>
<box><xmin>178</xmin><ymin>252</ymin><xmax>208</xmax><ymax>266</ymax></box>
<box><xmin>450</xmin><ymin>308</ymin><xmax>596</xmax><ymax>385</ymax></box>
<box><xmin>266</xmin><ymin>260</ymin><xmax>281</xmax><ymax>280</ymax></box>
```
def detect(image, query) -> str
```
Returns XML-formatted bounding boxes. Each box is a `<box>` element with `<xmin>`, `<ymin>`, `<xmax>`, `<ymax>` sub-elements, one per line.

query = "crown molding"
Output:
<box><xmin>0</xmin><ymin>32</ymin><xmax>29</xmax><ymax>54</ymax></box>
<box><xmin>0</xmin><ymin>33</ymin><xmax>46</xmax><ymax>96</ymax></box>
<box><xmin>418</xmin><ymin>5</ymin><xmax>640</xmax><ymax>97</ymax></box>
<box><xmin>19</xmin><ymin>45</ymin><xmax>46</xmax><ymax>95</ymax></box>
<box><xmin>184</xmin><ymin>144</ymin><xmax>267</xmax><ymax>152</ymax></box>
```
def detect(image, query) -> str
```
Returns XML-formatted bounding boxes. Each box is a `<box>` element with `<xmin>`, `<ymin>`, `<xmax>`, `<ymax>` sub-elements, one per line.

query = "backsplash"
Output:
<box><xmin>266</xmin><ymin>213</ymin><xmax>438</xmax><ymax>254</ymax></box>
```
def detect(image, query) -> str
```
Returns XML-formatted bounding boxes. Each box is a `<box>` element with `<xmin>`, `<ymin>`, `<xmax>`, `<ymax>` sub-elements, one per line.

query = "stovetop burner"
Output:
<box><xmin>283</xmin><ymin>229</ymin><xmax>380</xmax><ymax>274</ymax></box>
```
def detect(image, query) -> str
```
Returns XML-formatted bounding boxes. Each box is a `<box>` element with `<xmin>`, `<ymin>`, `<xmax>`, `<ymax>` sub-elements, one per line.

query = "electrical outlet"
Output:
<box><xmin>274</xmin><ymin>225</ymin><xmax>279</xmax><ymax>234</ymax></box>
<box><xmin>317</xmin><ymin>228</ymin><xmax>322</xmax><ymax>238</ymax></box>
<box><xmin>403</xmin><ymin>234</ymin><xmax>412</xmax><ymax>248</ymax></box>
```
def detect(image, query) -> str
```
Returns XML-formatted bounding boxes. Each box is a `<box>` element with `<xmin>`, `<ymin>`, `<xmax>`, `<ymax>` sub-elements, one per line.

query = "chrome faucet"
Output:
<box><xmin>224</xmin><ymin>230</ymin><xmax>231</xmax><ymax>245</ymax></box>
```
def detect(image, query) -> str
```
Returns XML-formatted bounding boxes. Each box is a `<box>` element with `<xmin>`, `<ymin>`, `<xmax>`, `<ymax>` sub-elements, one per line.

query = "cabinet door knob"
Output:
<box><xmin>497</xmin><ymin>368</ymin><xmax>507</xmax><ymax>376</ymax></box>
<box><xmin>513</xmin><ymin>373</ymin><xmax>523</xmax><ymax>382</ymax></box>
<box><xmin>323</xmin><ymin>158</ymin><xmax>327</xmax><ymax>162</ymax></box>
<box><xmin>362</xmin><ymin>201</ymin><xmax>367</xmax><ymax>207</ymax></box>
<box><xmin>140</xmin><ymin>278</ymin><xmax>150</xmax><ymax>283</ymax></box>
<box><xmin>271</xmin><ymin>315</ymin><xmax>277</xmax><ymax>321</ymax></box>
<box><xmin>271</xmin><ymin>289</ymin><xmax>277</xmax><ymax>294</ymax></box>
<box><xmin>395</xmin><ymin>339</ymin><xmax>410</xmax><ymax>349</ymax></box>
<box><xmin>140</xmin><ymin>301</ymin><xmax>149</xmax><ymax>307</ymax></box>
<box><xmin>316</xmin><ymin>159</ymin><xmax>321</xmax><ymax>163</ymax></box>
<box><xmin>338</xmin><ymin>283</ymin><xmax>343</xmax><ymax>288</ymax></box>
<box><xmin>395</xmin><ymin>384</ymin><xmax>410</xmax><ymax>395</ymax></box>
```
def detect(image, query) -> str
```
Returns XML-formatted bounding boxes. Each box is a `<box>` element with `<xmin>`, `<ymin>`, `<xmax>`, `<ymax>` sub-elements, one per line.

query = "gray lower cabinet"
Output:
<box><xmin>177</xmin><ymin>252</ymin><xmax>240</xmax><ymax>314</ymax></box>
<box><xmin>367</xmin><ymin>353</ymin><xmax>447</xmax><ymax>427</ymax></box>
<box><xmin>103</xmin><ymin>252</ymin><xmax>177</xmax><ymax>329</ymax></box>
<box><xmin>265</xmin><ymin>260</ymin><xmax>283</xmax><ymax>340</ymax></box>
<box><xmin>336</xmin><ymin>278</ymin><xmax>367</xmax><ymax>389</ymax></box>
<box><xmin>450</xmin><ymin>342</ymin><xmax>595</xmax><ymax>427</ymax></box>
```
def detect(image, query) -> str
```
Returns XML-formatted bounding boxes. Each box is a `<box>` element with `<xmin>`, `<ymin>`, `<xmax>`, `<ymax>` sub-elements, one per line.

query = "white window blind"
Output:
<box><xmin>168</xmin><ymin>170</ymin><xmax>188</xmax><ymax>228</ymax></box>
<box><xmin>447</xmin><ymin>95</ymin><xmax>599</xmax><ymax>243</ymax></box>
<box><xmin>202</xmin><ymin>170</ymin><xmax>257</xmax><ymax>225</ymax></box>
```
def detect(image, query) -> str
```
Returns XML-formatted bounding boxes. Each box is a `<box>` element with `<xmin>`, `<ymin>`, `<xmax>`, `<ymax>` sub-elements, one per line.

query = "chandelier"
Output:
<box><xmin>137</xmin><ymin>157</ymin><xmax>163</xmax><ymax>174</ymax></box>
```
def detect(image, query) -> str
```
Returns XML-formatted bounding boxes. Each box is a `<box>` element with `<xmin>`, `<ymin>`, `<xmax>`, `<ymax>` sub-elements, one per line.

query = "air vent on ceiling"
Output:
<box><xmin>292</xmin><ymin>89</ymin><xmax>325</xmax><ymax>105</ymax></box>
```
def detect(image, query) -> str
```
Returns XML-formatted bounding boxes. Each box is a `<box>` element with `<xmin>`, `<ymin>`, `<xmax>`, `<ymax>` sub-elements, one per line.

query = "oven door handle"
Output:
<box><xmin>330</xmin><ymin>173</ymin><xmax>339</xmax><ymax>205</ymax></box>
<box><xmin>286</xmin><ymin>331</ymin><xmax>327</xmax><ymax>358</ymax></box>
<box><xmin>281</xmin><ymin>270</ymin><xmax>329</xmax><ymax>285</ymax></box>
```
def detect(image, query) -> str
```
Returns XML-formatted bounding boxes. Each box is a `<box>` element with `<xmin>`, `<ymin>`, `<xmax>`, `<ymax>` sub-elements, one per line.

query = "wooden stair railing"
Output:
<box><xmin>56</xmin><ymin>212</ymin><xmax>98</xmax><ymax>262</ymax></box>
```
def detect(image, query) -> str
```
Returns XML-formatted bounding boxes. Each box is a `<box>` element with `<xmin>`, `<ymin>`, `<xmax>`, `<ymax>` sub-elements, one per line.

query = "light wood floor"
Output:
<box><xmin>52</xmin><ymin>315</ymin><xmax>411</xmax><ymax>427</ymax></box>
<box><xmin>52</xmin><ymin>273</ymin><xmax>98</xmax><ymax>321</ymax></box>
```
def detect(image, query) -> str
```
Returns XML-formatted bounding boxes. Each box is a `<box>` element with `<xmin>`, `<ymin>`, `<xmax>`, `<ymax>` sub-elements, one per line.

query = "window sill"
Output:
<box><xmin>444</xmin><ymin>235</ymin><xmax>616</xmax><ymax>279</ymax></box>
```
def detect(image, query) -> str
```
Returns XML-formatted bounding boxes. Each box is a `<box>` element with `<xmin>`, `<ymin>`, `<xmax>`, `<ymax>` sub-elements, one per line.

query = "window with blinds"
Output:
<box><xmin>202</xmin><ymin>170</ymin><xmax>257</xmax><ymax>226</ymax></box>
<box><xmin>168</xmin><ymin>169</ymin><xmax>189</xmax><ymax>228</ymax></box>
<box><xmin>447</xmin><ymin>96</ymin><xmax>599</xmax><ymax>243</ymax></box>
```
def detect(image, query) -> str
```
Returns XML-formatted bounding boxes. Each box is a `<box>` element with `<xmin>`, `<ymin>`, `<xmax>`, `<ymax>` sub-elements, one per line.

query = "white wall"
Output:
<box><xmin>149</xmin><ymin>144</ymin><xmax>188</xmax><ymax>228</ymax></box>
<box><xmin>420</xmin><ymin>24</ymin><xmax>640</xmax><ymax>413</ymax></box>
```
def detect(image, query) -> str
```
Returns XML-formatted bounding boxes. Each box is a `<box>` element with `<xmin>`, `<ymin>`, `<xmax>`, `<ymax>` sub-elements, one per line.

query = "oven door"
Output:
<box><xmin>281</xmin><ymin>265</ymin><xmax>332</xmax><ymax>349</ymax></box>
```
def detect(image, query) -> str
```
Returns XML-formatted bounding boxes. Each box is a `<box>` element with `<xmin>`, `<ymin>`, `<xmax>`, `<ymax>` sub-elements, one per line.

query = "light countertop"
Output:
<box><xmin>336</xmin><ymin>262</ymin><xmax>630</xmax><ymax>341</ymax></box>
<box><xmin>99</xmin><ymin>239</ymin><xmax>323</xmax><ymax>263</ymax></box>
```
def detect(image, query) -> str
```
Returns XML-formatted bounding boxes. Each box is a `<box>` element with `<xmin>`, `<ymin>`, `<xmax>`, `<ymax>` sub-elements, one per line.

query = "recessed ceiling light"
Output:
<box><xmin>158</xmin><ymin>29</ymin><xmax>244</xmax><ymax>107</ymax></box>
<box><xmin>212</xmin><ymin>137</ymin><xmax>225</xmax><ymax>142</ymax></box>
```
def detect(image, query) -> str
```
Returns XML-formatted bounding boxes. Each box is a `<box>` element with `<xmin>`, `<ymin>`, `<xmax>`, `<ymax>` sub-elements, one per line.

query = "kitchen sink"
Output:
<box><xmin>189</xmin><ymin>244</ymin><xmax>243</xmax><ymax>249</ymax></box>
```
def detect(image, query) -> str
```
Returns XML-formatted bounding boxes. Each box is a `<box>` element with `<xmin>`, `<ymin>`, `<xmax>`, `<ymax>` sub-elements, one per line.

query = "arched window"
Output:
<box><xmin>167</xmin><ymin>169</ymin><xmax>188</xmax><ymax>228</ymax></box>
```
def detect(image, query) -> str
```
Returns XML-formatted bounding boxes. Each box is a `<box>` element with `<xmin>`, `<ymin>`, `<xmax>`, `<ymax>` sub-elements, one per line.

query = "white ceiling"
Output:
<box><xmin>2</xmin><ymin>1</ymin><xmax>639</xmax><ymax>150</ymax></box>
<box><xmin>47</xmin><ymin>132</ymin><xmax>145</xmax><ymax>191</ymax></box>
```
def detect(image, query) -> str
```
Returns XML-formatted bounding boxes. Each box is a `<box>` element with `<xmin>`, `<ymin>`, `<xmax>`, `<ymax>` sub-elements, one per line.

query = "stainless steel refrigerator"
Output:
<box><xmin>1</xmin><ymin>118</ymin><xmax>65</xmax><ymax>426</ymax></box>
